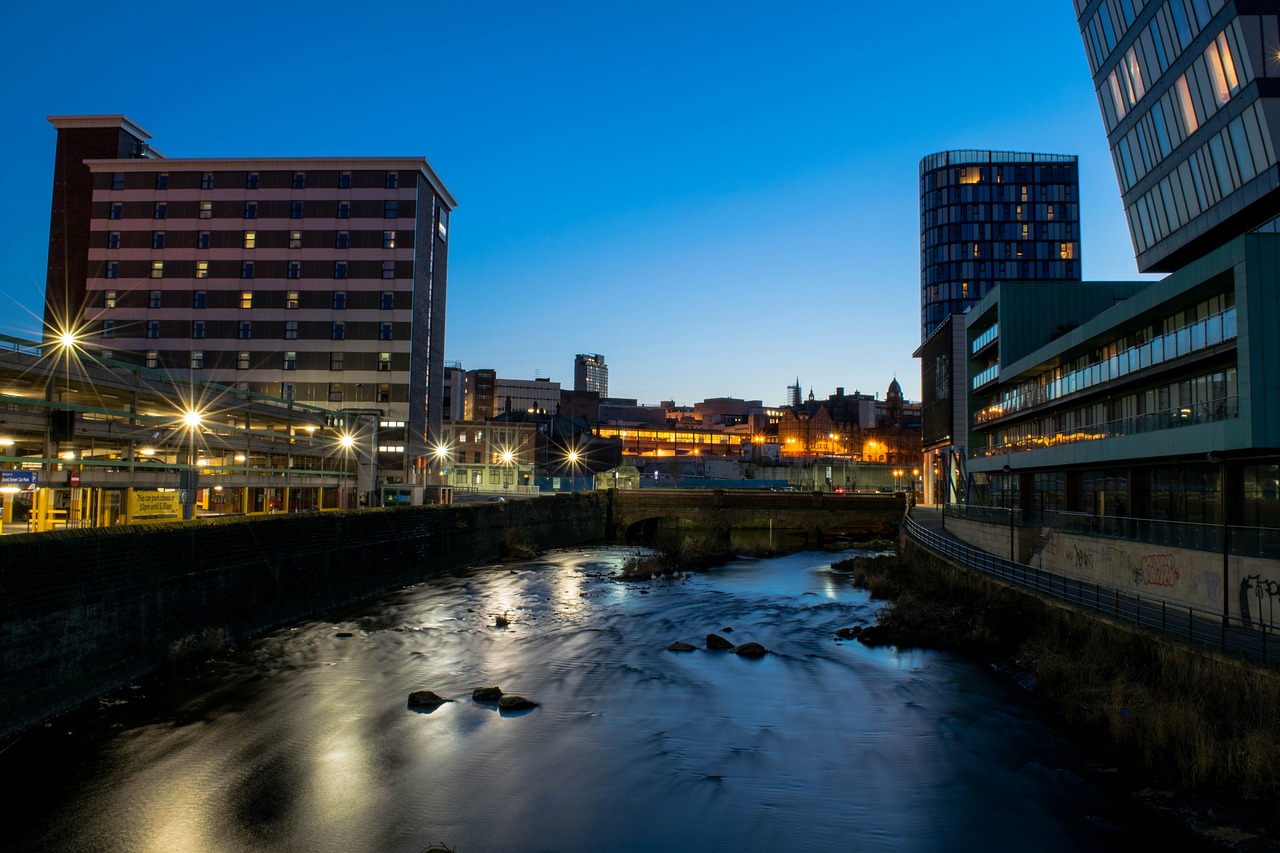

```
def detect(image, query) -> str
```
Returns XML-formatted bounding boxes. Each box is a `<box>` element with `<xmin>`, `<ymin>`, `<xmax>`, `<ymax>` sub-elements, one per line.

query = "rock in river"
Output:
<box><xmin>733</xmin><ymin>642</ymin><xmax>768</xmax><ymax>658</ymax></box>
<box><xmin>667</xmin><ymin>641</ymin><xmax>697</xmax><ymax>652</ymax></box>
<box><xmin>498</xmin><ymin>695</ymin><xmax>539</xmax><ymax>711</ymax></box>
<box><xmin>408</xmin><ymin>690</ymin><xmax>452</xmax><ymax>710</ymax></box>
<box><xmin>472</xmin><ymin>686</ymin><xmax>503</xmax><ymax>702</ymax></box>
<box><xmin>706</xmin><ymin>633</ymin><xmax>735</xmax><ymax>651</ymax></box>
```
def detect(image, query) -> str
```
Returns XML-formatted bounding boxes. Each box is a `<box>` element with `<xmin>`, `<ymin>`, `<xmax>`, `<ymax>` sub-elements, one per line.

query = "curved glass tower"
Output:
<box><xmin>919</xmin><ymin>150</ymin><xmax>1082</xmax><ymax>342</ymax></box>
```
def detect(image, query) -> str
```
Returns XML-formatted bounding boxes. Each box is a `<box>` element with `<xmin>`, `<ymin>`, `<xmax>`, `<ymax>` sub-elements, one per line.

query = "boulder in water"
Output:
<box><xmin>734</xmin><ymin>642</ymin><xmax>768</xmax><ymax>658</ymax></box>
<box><xmin>498</xmin><ymin>694</ymin><xmax>538</xmax><ymax>711</ymax></box>
<box><xmin>667</xmin><ymin>641</ymin><xmax>697</xmax><ymax>652</ymax></box>
<box><xmin>706</xmin><ymin>633</ymin><xmax>735</xmax><ymax>651</ymax></box>
<box><xmin>408</xmin><ymin>690</ymin><xmax>452</xmax><ymax>710</ymax></box>
<box><xmin>472</xmin><ymin>686</ymin><xmax>503</xmax><ymax>702</ymax></box>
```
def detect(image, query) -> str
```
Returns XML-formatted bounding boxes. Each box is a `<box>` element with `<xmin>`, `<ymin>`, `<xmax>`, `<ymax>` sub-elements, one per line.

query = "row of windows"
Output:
<box><xmin>111</xmin><ymin>170</ymin><xmax>403</xmax><ymax>192</ymax></box>
<box><xmin>923</xmin><ymin>221</ymin><xmax>1078</xmax><ymax>244</ymax></box>
<box><xmin>1105</xmin><ymin>19</ymin><xmax>1250</xmax><ymax>188</ymax></box>
<box><xmin>109</xmin><ymin>199</ymin><xmax>403</xmax><ymax>221</ymax></box>
<box><xmin>140</xmin><ymin>349</ymin><xmax>395</xmax><ymax>374</ymax></box>
<box><xmin>105</xmin><ymin>259</ymin><xmax>404</xmax><ymax>280</ymax></box>
<box><xmin>924</xmin><ymin>241</ymin><xmax>1079</xmax><ymax>264</ymax></box>
<box><xmin>104</xmin><ymin>229</ymin><xmax>404</xmax><ymax>251</ymax></box>
<box><xmin>981</xmin><ymin>366</ymin><xmax>1236</xmax><ymax>454</ymax></box>
<box><xmin>117</xmin><ymin>319</ymin><xmax>399</xmax><ymax>341</ymax></box>
<box><xmin>924</xmin><ymin>259</ymin><xmax>1081</xmax><ymax>285</ymax></box>
<box><xmin>973</xmin><ymin>293</ymin><xmax>1236</xmax><ymax>420</ymax></box>
<box><xmin>1126</xmin><ymin>100</ymin><xmax>1277</xmax><ymax>255</ymax></box>
<box><xmin>920</xmin><ymin>182</ymin><xmax>1076</xmax><ymax>207</ymax></box>
<box><xmin>101</xmin><ymin>289</ymin><xmax>399</xmax><ymax>311</ymax></box>
<box><xmin>921</xmin><ymin>203</ymin><xmax>1077</xmax><ymax>227</ymax></box>
<box><xmin>1083</xmin><ymin>0</ymin><xmax>1223</xmax><ymax>93</ymax></box>
<box><xmin>920</xmin><ymin>164</ymin><xmax>1078</xmax><ymax>191</ymax></box>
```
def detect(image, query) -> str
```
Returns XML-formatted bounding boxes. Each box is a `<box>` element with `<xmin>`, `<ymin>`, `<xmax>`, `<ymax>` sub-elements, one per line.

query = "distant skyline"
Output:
<box><xmin>2</xmin><ymin>1</ymin><xmax>1160</xmax><ymax>408</ymax></box>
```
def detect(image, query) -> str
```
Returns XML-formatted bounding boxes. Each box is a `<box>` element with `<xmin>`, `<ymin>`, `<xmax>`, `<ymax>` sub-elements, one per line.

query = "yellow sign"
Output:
<box><xmin>129</xmin><ymin>490</ymin><xmax>181</xmax><ymax>519</ymax></box>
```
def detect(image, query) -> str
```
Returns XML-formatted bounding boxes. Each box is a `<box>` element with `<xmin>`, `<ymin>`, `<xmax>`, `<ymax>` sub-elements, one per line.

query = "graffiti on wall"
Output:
<box><xmin>1132</xmin><ymin>554</ymin><xmax>1180</xmax><ymax>588</ymax></box>
<box><xmin>1239</xmin><ymin>575</ymin><xmax>1280</xmax><ymax>628</ymax></box>
<box><xmin>1066</xmin><ymin>545</ymin><xmax>1093</xmax><ymax>572</ymax></box>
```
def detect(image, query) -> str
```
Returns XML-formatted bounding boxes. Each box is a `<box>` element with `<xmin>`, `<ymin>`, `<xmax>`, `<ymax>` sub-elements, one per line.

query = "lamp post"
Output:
<box><xmin>501</xmin><ymin>449</ymin><xmax>514</xmax><ymax>494</ymax></box>
<box><xmin>182</xmin><ymin>408</ymin><xmax>203</xmax><ymax>520</ymax></box>
<box><xmin>1002</xmin><ymin>462</ymin><xmax>1014</xmax><ymax>561</ymax></box>
<box><xmin>340</xmin><ymin>433</ymin><xmax>356</xmax><ymax>508</ymax></box>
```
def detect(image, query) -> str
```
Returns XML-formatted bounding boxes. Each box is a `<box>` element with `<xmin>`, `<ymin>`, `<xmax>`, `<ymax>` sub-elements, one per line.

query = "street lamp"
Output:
<box><xmin>182</xmin><ymin>408</ymin><xmax>203</xmax><ymax>520</ymax></box>
<box><xmin>340</xmin><ymin>433</ymin><xmax>356</xmax><ymax>508</ymax></box>
<box><xmin>501</xmin><ymin>448</ymin><xmax>514</xmax><ymax>494</ymax></box>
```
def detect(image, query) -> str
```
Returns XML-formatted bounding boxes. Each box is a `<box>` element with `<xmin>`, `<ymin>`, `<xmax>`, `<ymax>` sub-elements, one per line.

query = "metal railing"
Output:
<box><xmin>903</xmin><ymin>512</ymin><xmax>1280</xmax><ymax>669</ymax></box>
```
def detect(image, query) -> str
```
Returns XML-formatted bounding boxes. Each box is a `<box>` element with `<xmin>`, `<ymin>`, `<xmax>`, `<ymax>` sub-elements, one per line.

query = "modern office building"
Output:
<box><xmin>43</xmin><ymin>115</ymin><xmax>456</xmax><ymax>490</ymax></box>
<box><xmin>916</xmin><ymin>149</ymin><xmax>1082</xmax><ymax>505</ymax></box>
<box><xmin>574</xmin><ymin>353</ymin><xmax>608</xmax><ymax>397</ymax></box>
<box><xmin>1075</xmin><ymin>0</ymin><xmax>1280</xmax><ymax>272</ymax></box>
<box><xmin>941</xmin><ymin>2</ymin><xmax>1280</xmax><ymax>620</ymax></box>
<box><xmin>919</xmin><ymin>149</ymin><xmax>1082</xmax><ymax>343</ymax></box>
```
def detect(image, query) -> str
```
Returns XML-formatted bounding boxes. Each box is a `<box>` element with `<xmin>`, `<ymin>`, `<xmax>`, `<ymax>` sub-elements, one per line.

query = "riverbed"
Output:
<box><xmin>6</xmin><ymin>546</ymin><xmax>1200</xmax><ymax>851</ymax></box>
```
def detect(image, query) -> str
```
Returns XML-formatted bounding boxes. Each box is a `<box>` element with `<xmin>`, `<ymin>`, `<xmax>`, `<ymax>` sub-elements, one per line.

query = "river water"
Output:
<box><xmin>7</xmin><ymin>547</ymin><xmax>1199</xmax><ymax>852</ymax></box>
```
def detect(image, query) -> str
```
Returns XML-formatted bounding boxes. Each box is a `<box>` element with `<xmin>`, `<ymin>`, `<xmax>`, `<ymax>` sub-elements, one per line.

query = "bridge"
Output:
<box><xmin>611</xmin><ymin>489</ymin><xmax>905</xmax><ymax>545</ymax></box>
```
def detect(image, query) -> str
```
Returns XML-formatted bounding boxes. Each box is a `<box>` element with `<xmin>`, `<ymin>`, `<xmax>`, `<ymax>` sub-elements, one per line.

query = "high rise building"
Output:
<box><xmin>916</xmin><ymin>150</ymin><xmax>1082</xmax><ymax>505</ymax></box>
<box><xmin>574</xmin><ymin>353</ymin><xmax>608</xmax><ymax>397</ymax></box>
<box><xmin>43</xmin><ymin>115</ymin><xmax>456</xmax><ymax>488</ymax></box>
<box><xmin>919</xmin><ymin>150</ymin><xmax>1082</xmax><ymax>343</ymax></box>
<box><xmin>1075</xmin><ymin>0</ymin><xmax>1280</xmax><ymax>271</ymax></box>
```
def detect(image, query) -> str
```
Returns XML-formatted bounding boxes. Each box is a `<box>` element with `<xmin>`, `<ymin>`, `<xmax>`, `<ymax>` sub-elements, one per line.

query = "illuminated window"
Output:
<box><xmin>1021</xmin><ymin>224</ymin><xmax>1029</xmax><ymax>239</ymax></box>
<box><xmin>240</xmin><ymin>290</ymin><xmax>253</xmax><ymax>309</ymax></box>
<box><xmin>290</xmin><ymin>230</ymin><xmax>303</xmax><ymax>249</ymax></box>
<box><xmin>283</xmin><ymin>351</ymin><xmax>297</xmax><ymax>370</ymax></box>
<box><xmin>146</xmin><ymin>350</ymin><xmax>159</xmax><ymax>369</ymax></box>
<box><xmin>151</xmin><ymin>261</ymin><xmax>164</xmax><ymax>278</ymax></box>
<box><xmin>329</xmin><ymin>382</ymin><xmax>343</xmax><ymax>402</ymax></box>
<box><xmin>237</xmin><ymin>351</ymin><xmax>250</xmax><ymax>370</ymax></box>
<box><xmin>243</xmin><ymin>230</ymin><xmax>256</xmax><ymax>249</ymax></box>
<box><xmin>1060</xmin><ymin>242</ymin><xmax>1075</xmax><ymax>259</ymax></box>
<box><xmin>199</xmin><ymin>201</ymin><xmax>212</xmax><ymax>219</ymax></box>
<box><xmin>191</xmin><ymin>350</ymin><xmax>204</xmax><ymax>370</ymax></box>
<box><xmin>1047</xmin><ymin>205</ymin><xmax>1055</xmax><ymax>220</ymax></box>
<box><xmin>103</xmin><ymin>290</ymin><xmax>117</xmax><ymax>309</ymax></box>
<box><xmin>377</xmin><ymin>383</ymin><xmax>391</xmax><ymax>403</ymax></box>
<box><xmin>286</xmin><ymin>291</ymin><xmax>299</xmax><ymax>309</ymax></box>
<box><xmin>383</xmin><ymin>230</ymin><xmax>396</xmax><ymax>249</ymax></box>
<box><xmin>378</xmin><ymin>351</ymin><xmax>391</xmax><ymax>371</ymax></box>
<box><xmin>196</xmin><ymin>261</ymin><xmax>208</xmax><ymax>279</ymax></box>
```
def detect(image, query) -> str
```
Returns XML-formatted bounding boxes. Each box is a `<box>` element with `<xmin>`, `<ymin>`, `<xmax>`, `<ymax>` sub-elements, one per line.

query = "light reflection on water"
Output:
<box><xmin>8</xmin><ymin>547</ymin><xmax>1174</xmax><ymax>852</ymax></box>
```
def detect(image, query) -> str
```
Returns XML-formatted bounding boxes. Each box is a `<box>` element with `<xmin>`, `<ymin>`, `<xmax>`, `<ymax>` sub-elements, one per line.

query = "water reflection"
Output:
<box><xmin>7</xmin><ymin>547</ymin><xmax>1196</xmax><ymax>852</ymax></box>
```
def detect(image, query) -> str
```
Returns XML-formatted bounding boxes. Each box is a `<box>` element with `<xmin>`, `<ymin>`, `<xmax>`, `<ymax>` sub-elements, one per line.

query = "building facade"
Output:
<box><xmin>574</xmin><ymin>353</ymin><xmax>608</xmax><ymax>397</ymax></box>
<box><xmin>1075</xmin><ymin>0</ymin><xmax>1280</xmax><ymax>272</ymax></box>
<box><xmin>917</xmin><ymin>149</ymin><xmax>1084</xmax><ymax>506</ymax></box>
<box><xmin>43</xmin><ymin>115</ymin><xmax>456</xmax><ymax>490</ymax></box>
<box><xmin>919</xmin><ymin>149</ymin><xmax>1082</xmax><ymax>343</ymax></box>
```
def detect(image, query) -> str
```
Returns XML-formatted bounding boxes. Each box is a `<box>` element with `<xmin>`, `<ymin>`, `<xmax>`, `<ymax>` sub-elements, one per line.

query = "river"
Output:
<box><xmin>6</xmin><ymin>546</ymin><xmax>1202</xmax><ymax>852</ymax></box>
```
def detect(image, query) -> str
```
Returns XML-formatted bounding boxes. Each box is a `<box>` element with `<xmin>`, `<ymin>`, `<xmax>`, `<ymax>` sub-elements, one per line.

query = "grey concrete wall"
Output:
<box><xmin>0</xmin><ymin>493</ymin><xmax>609</xmax><ymax>738</ymax></box>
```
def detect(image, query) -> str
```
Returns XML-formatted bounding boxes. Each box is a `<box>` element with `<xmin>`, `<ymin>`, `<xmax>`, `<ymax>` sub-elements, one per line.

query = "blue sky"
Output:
<box><xmin>2</xmin><ymin>1</ymin><xmax>1160</xmax><ymax>407</ymax></box>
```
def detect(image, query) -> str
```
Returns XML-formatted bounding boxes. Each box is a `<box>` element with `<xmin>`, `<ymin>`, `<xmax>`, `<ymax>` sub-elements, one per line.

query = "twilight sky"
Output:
<box><xmin>1</xmin><ymin>1</ymin><xmax>1161</xmax><ymax>407</ymax></box>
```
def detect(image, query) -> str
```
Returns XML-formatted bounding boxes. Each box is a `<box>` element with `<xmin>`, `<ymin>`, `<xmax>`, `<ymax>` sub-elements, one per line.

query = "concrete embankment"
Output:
<box><xmin>0</xmin><ymin>493</ymin><xmax>609</xmax><ymax>738</ymax></box>
<box><xmin>887</xmin><ymin>535</ymin><xmax>1280</xmax><ymax>834</ymax></box>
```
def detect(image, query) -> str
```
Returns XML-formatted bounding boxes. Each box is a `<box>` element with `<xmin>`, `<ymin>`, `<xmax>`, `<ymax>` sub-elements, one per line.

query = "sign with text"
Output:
<box><xmin>128</xmin><ymin>490</ymin><xmax>181</xmax><ymax>519</ymax></box>
<box><xmin>1</xmin><ymin>470</ymin><xmax>38</xmax><ymax>487</ymax></box>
